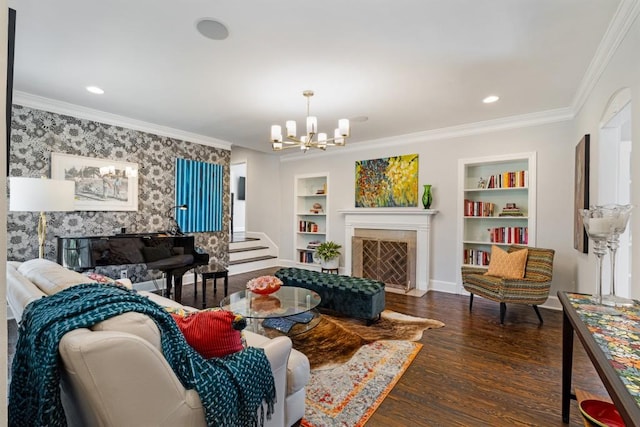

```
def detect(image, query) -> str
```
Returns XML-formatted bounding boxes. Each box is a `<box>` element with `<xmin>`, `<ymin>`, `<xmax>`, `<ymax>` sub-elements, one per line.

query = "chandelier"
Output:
<box><xmin>270</xmin><ymin>90</ymin><xmax>350</xmax><ymax>151</ymax></box>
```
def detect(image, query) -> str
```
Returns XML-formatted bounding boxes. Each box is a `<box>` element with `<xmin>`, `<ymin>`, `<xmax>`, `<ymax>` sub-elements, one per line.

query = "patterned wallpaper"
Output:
<box><xmin>7</xmin><ymin>105</ymin><xmax>230</xmax><ymax>279</ymax></box>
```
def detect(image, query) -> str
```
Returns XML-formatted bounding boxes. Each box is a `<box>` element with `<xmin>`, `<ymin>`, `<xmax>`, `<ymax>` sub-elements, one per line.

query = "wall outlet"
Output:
<box><xmin>120</xmin><ymin>270</ymin><xmax>128</xmax><ymax>279</ymax></box>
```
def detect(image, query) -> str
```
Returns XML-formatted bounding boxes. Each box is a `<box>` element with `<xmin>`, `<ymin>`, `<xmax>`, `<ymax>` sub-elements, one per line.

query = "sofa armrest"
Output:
<box><xmin>460</xmin><ymin>266</ymin><xmax>488</xmax><ymax>283</ymax></box>
<box><xmin>59</xmin><ymin>329</ymin><xmax>206</xmax><ymax>427</ymax></box>
<box><xmin>247</xmin><ymin>335</ymin><xmax>292</xmax><ymax>427</ymax></box>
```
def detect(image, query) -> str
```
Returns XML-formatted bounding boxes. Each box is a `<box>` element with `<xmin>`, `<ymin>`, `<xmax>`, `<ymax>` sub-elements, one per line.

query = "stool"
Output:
<box><xmin>195</xmin><ymin>263</ymin><xmax>229</xmax><ymax>308</ymax></box>
<box><xmin>321</xmin><ymin>267</ymin><xmax>339</xmax><ymax>274</ymax></box>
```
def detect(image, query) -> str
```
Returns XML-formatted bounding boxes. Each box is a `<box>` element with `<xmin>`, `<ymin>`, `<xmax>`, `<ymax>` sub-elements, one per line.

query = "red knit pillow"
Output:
<box><xmin>170</xmin><ymin>309</ymin><xmax>245</xmax><ymax>358</ymax></box>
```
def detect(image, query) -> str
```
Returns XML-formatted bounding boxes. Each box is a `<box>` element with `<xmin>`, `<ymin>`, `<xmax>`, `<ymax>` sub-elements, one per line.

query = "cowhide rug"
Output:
<box><xmin>284</xmin><ymin>310</ymin><xmax>444</xmax><ymax>370</ymax></box>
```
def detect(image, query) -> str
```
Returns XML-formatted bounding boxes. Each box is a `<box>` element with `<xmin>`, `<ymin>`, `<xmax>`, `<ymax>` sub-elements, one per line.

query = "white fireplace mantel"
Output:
<box><xmin>339</xmin><ymin>208</ymin><xmax>438</xmax><ymax>296</ymax></box>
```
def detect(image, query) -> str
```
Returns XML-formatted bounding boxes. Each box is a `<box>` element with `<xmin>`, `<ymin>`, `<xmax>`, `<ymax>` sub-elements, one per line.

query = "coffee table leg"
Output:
<box><xmin>224</xmin><ymin>272</ymin><xmax>228</xmax><ymax>297</ymax></box>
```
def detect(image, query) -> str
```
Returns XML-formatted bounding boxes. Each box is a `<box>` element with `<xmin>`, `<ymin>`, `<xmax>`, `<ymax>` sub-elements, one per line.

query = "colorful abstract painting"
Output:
<box><xmin>355</xmin><ymin>154</ymin><xmax>418</xmax><ymax>207</ymax></box>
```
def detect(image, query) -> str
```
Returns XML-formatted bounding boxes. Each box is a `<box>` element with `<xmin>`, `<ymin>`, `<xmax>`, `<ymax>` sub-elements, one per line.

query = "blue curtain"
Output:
<box><xmin>175</xmin><ymin>158</ymin><xmax>224</xmax><ymax>233</ymax></box>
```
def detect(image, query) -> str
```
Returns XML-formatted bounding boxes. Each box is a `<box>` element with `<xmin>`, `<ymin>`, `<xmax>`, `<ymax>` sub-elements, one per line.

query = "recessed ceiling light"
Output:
<box><xmin>483</xmin><ymin>95</ymin><xmax>499</xmax><ymax>104</ymax></box>
<box><xmin>196</xmin><ymin>19</ymin><xmax>229</xmax><ymax>40</ymax></box>
<box><xmin>86</xmin><ymin>86</ymin><xmax>104</xmax><ymax>95</ymax></box>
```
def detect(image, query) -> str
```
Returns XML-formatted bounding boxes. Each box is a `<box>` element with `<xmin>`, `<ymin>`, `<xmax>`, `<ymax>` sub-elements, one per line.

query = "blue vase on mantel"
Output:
<box><xmin>422</xmin><ymin>184</ymin><xmax>433</xmax><ymax>209</ymax></box>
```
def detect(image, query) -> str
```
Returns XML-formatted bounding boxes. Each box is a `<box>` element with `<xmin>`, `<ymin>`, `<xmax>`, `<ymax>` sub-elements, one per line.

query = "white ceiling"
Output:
<box><xmin>8</xmin><ymin>0</ymin><xmax>628</xmax><ymax>154</ymax></box>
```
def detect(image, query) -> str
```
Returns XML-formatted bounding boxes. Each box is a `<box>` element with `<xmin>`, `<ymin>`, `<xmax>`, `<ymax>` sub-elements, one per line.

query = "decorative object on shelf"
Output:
<box><xmin>50</xmin><ymin>152</ymin><xmax>139</xmax><ymax>211</ymax></box>
<box><xmin>315</xmin><ymin>241</ymin><xmax>342</xmax><ymax>269</ymax></box>
<box><xmin>574</xmin><ymin>135</ymin><xmax>590</xmax><ymax>254</ymax></box>
<box><xmin>310</xmin><ymin>202</ymin><xmax>323</xmax><ymax>214</ymax></box>
<box><xmin>9</xmin><ymin>177</ymin><xmax>75</xmax><ymax>258</ymax></box>
<box><xmin>498</xmin><ymin>203</ymin><xmax>523</xmax><ymax>216</ymax></box>
<box><xmin>601</xmin><ymin>204</ymin><xmax>633</xmax><ymax>307</ymax></box>
<box><xmin>477</xmin><ymin>177</ymin><xmax>487</xmax><ymax>189</ymax></box>
<box><xmin>246</xmin><ymin>275</ymin><xmax>282</xmax><ymax>295</ymax></box>
<box><xmin>270</xmin><ymin>90</ymin><xmax>350</xmax><ymax>152</ymax></box>
<box><xmin>166</xmin><ymin>204</ymin><xmax>188</xmax><ymax>235</ymax></box>
<box><xmin>355</xmin><ymin>154</ymin><xmax>418</xmax><ymax>207</ymax></box>
<box><xmin>422</xmin><ymin>184</ymin><xmax>433</xmax><ymax>209</ymax></box>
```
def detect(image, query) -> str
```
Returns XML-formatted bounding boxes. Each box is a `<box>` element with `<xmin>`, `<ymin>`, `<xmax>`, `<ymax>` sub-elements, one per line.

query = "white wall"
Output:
<box><xmin>239</xmin><ymin>12</ymin><xmax>640</xmax><ymax>306</ymax></box>
<box><xmin>230</xmin><ymin>147</ymin><xmax>282</xmax><ymax>242</ymax></box>
<box><xmin>573</xmin><ymin>14</ymin><xmax>640</xmax><ymax>299</ymax></box>
<box><xmin>276</xmin><ymin>120</ymin><xmax>575</xmax><ymax>306</ymax></box>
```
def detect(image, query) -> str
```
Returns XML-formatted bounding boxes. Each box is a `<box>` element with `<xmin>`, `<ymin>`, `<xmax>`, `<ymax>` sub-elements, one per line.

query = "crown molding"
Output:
<box><xmin>13</xmin><ymin>91</ymin><xmax>233</xmax><ymax>151</ymax></box>
<box><xmin>280</xmin><ymin>107</ymin><xmax>573</xmax><ymax>162</ymax></box>
<box><xmin>571</xmin><ymin>0</ymin><xmax>640</xmax><ymax>114</ymax></box>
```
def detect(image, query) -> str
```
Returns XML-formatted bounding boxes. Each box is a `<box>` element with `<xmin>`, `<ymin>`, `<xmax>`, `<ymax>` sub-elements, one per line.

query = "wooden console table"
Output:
<box><xmin>559</xmin><ymin>291</ymin><xmax>640</xmax><ymax>426</ymax></box>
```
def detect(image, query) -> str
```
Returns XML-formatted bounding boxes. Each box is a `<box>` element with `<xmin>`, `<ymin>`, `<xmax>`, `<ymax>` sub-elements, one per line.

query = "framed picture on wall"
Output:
<box><xmin>574</xmin><ymin>135</ymin><xmax>590</xmax><ymax>253</ymax></box>
<box><xmin>51</xmin><ymin>152</ymin><xmax>139</xmax><ymax>211</ymax></box>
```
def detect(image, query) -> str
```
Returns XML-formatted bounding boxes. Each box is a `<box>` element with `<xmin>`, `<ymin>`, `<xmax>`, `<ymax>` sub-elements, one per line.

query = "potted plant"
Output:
<box><xmin>315</xmin><ymin>241</ymin><xmax>342</xmax><ymax>269</ymax></box>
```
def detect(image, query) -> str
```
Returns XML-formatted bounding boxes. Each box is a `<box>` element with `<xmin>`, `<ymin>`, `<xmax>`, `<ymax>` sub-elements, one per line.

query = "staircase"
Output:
<box><xmin>228</xmin><ymin>232</ymin><xmax>279</xmax><ymax>275</ymax></box>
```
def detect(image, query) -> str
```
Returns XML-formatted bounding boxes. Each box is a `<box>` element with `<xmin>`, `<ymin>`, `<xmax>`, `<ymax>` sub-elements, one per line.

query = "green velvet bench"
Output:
<box><xmin>274</xmin><ymin>268</ymin><xmax>385</xmax><ymax>322</ymax></box>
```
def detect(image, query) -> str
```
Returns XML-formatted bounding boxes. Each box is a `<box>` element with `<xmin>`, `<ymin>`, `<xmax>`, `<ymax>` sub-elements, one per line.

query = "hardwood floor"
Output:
<box><xmin>7</xmin><ymin>267</ymin><xmax>607</xmax><ymax>426</ymax></box>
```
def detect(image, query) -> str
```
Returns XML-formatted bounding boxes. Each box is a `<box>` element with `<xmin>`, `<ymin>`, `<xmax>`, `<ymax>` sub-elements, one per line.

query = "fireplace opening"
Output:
<box><xmin>352</xmin><ymin>229</ymin><xmax>416</xmax><ymax>292</ymax></box>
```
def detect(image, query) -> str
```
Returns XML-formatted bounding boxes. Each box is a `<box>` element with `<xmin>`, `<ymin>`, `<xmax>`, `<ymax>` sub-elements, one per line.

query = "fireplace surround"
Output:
<box><xmin>340</xmin><ymin>208</ymin><xmax>438</xmax><ymax>297</ymax></box>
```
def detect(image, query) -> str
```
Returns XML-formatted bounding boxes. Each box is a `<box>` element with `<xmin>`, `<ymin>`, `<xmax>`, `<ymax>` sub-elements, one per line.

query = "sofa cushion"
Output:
<box><xmin>170</xmin><ymin>309</ymin><xmax>246</xmax><ymax>358</ymax></box>
<box><xmin>18</xmin><ymin>259</ymin><xmax>93</xmax><ymax>295</ymax></box>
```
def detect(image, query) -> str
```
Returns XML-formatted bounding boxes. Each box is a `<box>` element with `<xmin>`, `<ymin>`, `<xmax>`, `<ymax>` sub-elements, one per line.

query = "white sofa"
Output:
<box><xmin>7</xmin><ymin>259</ymin><xmax>310</xmax><ymax>427</ymax></box>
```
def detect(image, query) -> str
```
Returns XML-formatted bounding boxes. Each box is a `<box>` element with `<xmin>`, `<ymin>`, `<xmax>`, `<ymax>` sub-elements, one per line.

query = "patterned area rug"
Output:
<box><xmin>301</xmin><ymin>340</ymin><xmax>422</xmax><ymax>427</ymax></box>
<box><xmin>291</xmin><ymin>310</ymin><xmax>443</xmax><ymax>426</ymax></box>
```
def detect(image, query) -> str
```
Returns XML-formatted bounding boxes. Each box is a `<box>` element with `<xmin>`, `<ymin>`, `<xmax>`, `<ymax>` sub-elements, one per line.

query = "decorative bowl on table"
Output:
<box><xmin>246</xmin><ymin>275</ymin><xmax>282</xmax><ymax>295</ymax></box>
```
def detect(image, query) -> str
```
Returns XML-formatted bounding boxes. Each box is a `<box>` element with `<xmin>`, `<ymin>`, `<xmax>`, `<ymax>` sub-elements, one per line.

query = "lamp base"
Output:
<box><xmin>38</xmin><ymin>211</ymin><xmax>47</xmax><ymax>258</ymax></box>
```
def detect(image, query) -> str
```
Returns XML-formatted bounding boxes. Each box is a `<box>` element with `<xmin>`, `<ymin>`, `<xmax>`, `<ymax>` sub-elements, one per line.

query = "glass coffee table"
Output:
<box><xmin>221</xmin><ymin>286</ymin><xmax>322</xmax><ymax>336</ymax></box>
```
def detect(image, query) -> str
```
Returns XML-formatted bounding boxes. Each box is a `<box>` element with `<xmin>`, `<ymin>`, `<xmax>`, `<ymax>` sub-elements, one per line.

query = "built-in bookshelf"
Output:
<box><xmin>457</xmin><ymin>152</ymin><xmax>537</xmax><ymax>277</ymax></box>
<box><xmin>294</xmin><ymin>173</ymin><xmax>329</xmax><ymax>266</ymax></box>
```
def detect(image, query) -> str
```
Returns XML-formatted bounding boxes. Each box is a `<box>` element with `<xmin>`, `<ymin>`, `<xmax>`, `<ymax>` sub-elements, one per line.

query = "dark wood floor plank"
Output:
<box><xmin>7</xmin><ymin>267</ymin><xmax>608</xmax><ymax>426</ymax></box>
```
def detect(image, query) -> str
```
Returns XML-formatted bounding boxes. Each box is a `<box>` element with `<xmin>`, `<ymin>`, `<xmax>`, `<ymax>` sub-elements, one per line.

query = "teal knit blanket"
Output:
<box><xmin>9</xmin><ymin>283</ymin><xmax>276</xmax><ymax>427</ymax></box>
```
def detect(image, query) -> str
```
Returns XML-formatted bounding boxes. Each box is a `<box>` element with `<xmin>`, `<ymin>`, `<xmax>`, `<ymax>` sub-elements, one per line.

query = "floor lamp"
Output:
<box><xmin>9</xmin><ymin>177</ymin><xmax>76</xmax><ymax>258</ymax></box>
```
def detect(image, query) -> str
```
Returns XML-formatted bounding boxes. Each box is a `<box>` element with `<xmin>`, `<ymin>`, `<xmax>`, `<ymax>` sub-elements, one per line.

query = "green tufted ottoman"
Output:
<box><xmin>274</xmin><ymin>268</ymin><xmax>385</xmax><ymax>322</ymax></box>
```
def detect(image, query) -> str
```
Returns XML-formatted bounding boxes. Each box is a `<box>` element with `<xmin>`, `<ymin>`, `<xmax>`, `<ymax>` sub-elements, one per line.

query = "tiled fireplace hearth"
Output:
<box><xmin>340</xmin><ymin>208</ymin><xmax>438</xmax><ymax>297</ymax></box>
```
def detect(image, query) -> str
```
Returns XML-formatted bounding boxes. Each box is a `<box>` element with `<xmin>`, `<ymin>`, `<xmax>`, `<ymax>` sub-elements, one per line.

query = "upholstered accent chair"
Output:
<box><xmin>461</xmin><ymin>246</ymin><xmax>555</xmax><ymax>324</ymax></box>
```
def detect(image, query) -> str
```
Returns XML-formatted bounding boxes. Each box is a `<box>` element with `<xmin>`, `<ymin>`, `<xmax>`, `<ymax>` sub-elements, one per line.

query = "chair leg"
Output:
<box><xmin>533</xmin><ymin>305</ymin><xmax>544</xmax><ymax>324</ymax></box>
<box><xmin>500</xmin><ymin>302</ymin><xmax>506</xmax><ymax>324</ymax></box>
<box><xmin>469</xmin><ymin>293</ymin><xmax>474</xmax><ymax>312</ymax></box>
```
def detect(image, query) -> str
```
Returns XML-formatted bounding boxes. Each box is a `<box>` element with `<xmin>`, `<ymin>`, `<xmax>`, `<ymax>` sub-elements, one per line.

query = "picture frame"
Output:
<box><xmin>574</xmin><ymin>135</ymin><xmax>590</xmax><ymax>253</ymax></box>
<box><xmin>51</xmin><ymin>152</ymin><xmax>139</xmax><ymax>211</ymax></box>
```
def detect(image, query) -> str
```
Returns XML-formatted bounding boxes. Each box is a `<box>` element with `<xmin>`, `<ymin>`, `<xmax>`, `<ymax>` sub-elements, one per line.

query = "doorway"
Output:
<box><xmin>230</xmin><ymin>162</ymin><xmax>247</xmax><ymax>238</ymax></box>
<box><xmin>599</xmin><ymin>94</ymin><xmax>632</xmax><ymax>298</ymax></box>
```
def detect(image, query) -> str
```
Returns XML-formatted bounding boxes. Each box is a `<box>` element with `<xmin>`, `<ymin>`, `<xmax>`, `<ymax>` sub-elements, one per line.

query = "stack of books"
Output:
<box><xmin>498</xmin><ymin>205</ymin><xmax>524</xmax><ymax>216</ymax></box>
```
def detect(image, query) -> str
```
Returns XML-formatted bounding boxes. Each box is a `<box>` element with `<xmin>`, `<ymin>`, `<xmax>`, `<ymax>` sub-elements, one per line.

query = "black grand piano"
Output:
<box><xmin>56</xmin><ymin>233</ymin><xmax>209</xmax><ymax>303</ymax></box>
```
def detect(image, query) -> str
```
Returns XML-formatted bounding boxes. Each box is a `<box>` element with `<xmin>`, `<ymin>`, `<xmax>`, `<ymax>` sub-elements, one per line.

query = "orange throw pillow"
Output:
<box><xmin>171</xmin><ymin>309</ymin><xmax>246</xmax><ymax>359</ymax></box>
<box><xmin>484</xmin><ymin>246</ymin><xmax>528</xmax><ymax>279</ymax></box>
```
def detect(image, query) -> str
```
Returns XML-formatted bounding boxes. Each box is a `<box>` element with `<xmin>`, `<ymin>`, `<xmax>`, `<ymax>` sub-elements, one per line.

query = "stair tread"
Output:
<box><xmin>229</xmin><ymin>255</ymin><xmax>277</xmax><ymax>265</ymax></box>
<box><xmin>231</xmin><ymin>237</ymin><xmax>260</xmax><ymax>243</ymax></box>
<box><xmin>229</xmin><ymin>246</ymin><xmax>269</xmax><ymax>253</ymax></box>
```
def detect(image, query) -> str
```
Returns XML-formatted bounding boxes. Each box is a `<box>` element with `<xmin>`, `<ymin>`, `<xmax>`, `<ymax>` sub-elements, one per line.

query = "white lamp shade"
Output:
<box><xmin>306</xmin><ymin>116</ymin><xmax>317</xmax><ymax>134</ymax></box>
<box><xmin>285</xmin><ymin>120</ymin><xmax>297</xmax><ymax>138</ymax></box>
<box><xmin>10</xmin><ymin>177</ymin><xmax>76</xmax><ymax>212</ymax></box>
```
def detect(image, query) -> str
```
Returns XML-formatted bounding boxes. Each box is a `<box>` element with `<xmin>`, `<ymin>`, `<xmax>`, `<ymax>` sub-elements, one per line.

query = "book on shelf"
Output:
<box><xmin>299</xmin><ymin>250</ymin><xmax>316</xmax><ymax>263</ymax></box>
<box><xmin>306</xmin><ymin>241</ymin><xmax>321</xmax><ymax>250</ymax></box>
<box><xmin>464</xmin><ymin>199</ymin><xmax>495</xmax><ymax>217</ymax></box>
<box><xmin>487</xmin><ymin>226</ymin><xmax>528</xmax><ymax>244</ymax></box>
<box><xmin>298</xmin><ymin>220</ymin><xmax>319</xmax><ymax>233</ymax></box>
<box><xmin>498</xmin><ymin>203</ymin><xmax>525</xmax><ymax>216</ymax></box>
<box><xmin>463</xmin><ymin>248</ymin><xmax>490</xmax><ymax>266</ymax></box>
<box><xmin>486</xmin><ymin>170</ymin><xmax>528</xmax><ymax>189</ymax></box>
